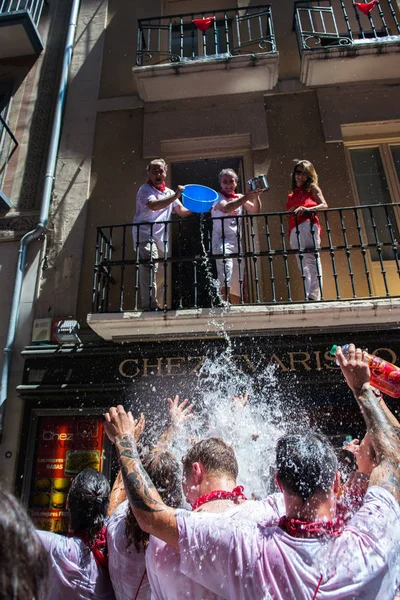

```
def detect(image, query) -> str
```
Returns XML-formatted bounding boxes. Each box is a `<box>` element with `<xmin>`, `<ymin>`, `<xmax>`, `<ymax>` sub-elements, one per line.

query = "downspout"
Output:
<box><xmin>0</xmin><ymin>0</ymin><xmax>81</xmax><ymax>436</ymax></box>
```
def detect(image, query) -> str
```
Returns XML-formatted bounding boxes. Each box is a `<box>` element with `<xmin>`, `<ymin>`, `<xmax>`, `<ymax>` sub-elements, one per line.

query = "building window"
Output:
<box><xmin>348</xmin><ymin>145</ymin><xmax>400</xmax><ymax>261</ymax></box>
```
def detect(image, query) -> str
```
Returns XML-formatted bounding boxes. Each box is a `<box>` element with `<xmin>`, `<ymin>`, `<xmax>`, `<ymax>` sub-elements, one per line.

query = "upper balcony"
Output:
<box><xmin>293</xmin><ymin>0</ymin><xmax>400</xmax><ymax>86</ymax></box>
<box><xmin>87</xmin><ymin>204</ymin><xmax>400</xmax><ymax>342</ymax></box>
<box><xmin>0</xmin><ymin>0</ymin><xmax>45</xmax><ymax>59</ymax></box>
<box><xmin>133</xmin><ymin>5</ymin><xmax>279</xmax><ymax>102</ymax></box>
<box><xmin>0</xmin><ymin>114</ymin><xmax>18</xmax><ymax>210</ymax></box>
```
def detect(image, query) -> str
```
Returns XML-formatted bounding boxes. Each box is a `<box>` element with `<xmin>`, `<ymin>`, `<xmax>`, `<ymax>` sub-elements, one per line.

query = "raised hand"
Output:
<box><xmin>232</xmin><ymin>392</ymin><xmax>249</xmax><ymax>409</ymax></box>
<box><xmin>168</xmin><ymin>395</ymin><xmax>194</xmax><ymax>427</ymax></box>
<box><xmin>335</xmin><ymin>344</ymin><xmax>370</xmax><ymax>394</ymax></box>
<box><xmin>104</xmin><ymin>405</ymin><xmax>137</xmax><ymax>444</ymax></box>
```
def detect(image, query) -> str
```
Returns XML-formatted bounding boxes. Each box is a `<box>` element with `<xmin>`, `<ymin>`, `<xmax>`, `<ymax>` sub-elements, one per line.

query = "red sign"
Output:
<box><xmin>29</xmin><ymin>416</ymin><xmax>105</xmax><ymax>534</ymax></box>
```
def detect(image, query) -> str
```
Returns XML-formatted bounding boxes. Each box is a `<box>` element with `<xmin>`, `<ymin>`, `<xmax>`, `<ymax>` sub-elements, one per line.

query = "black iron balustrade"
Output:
<box><xmin>91</xmin><ymin>204</ymin><xmax>400</xmax><ymax>314</ymax></box>
<box><xmin>0</xmin><ymin>0</ymin><xmax>45</xmax><ymax>27</ymax></box>
<box><xmin>293</xmin><ymin>0</ymin><xmax>400</xmax><ymax>50</ymax></box>
<box><xmin>136</xmin><ymin>5</ymin><xmax>276</xmax><ymax>66</ymax></box>
<box><xmin>0</xmin><ymin>114</ymin><xmax>18</xmax><ymax>207</ymax></box>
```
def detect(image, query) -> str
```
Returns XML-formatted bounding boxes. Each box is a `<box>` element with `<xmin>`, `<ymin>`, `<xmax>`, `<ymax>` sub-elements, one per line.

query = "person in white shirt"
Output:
<box><xmin>145</xmin><ymin>436</ymin><xmax>285</xmax><ymax>600</ymax></box>
<box><xmin>211</xmin><ymin>169</ymin><xmax>261</xmax><ymax>303</ymax></box>
<box><xmin>133</xmin><ymin>159</ymin><xmax>191</xmax><ymax>310</ymax></box>
<box><xmin>107</xmin><ymin>451</ymin><xmax>183</xmax><ymax>600</ymax></box>
<box><xmin>104</xmin><ymin>344</ymin><xmax>400</xmax><ymax>600</ymax></box>
<box><xmin>36</xmin><ymin>468</ymin><xmax>115</xmax><ymax>600</ymax></box>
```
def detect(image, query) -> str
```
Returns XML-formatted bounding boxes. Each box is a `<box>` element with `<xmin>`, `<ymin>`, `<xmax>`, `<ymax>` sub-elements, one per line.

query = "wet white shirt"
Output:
<box><xmin>37</xmin><ymin>529</ymin><xmax>115</xmax><ymax>600</ymax></box>
<box><xmin>133</xmin><ymin>183</ymin><xmax>181</xmax><ymax>246</ymax></box>
<box><xmin>107</xmin><ymin>500</ymin><xmax>150</xmax><ymax>600</ymax></box>
<box><xmin>146</xmin><ymin>494</ymin><xmax>285</xmax><ymax>600</ymax></box>
<box><xmin>177</xmin><ymin>486</ymin><xmax>400</xmax><ymax>600</ymax></box>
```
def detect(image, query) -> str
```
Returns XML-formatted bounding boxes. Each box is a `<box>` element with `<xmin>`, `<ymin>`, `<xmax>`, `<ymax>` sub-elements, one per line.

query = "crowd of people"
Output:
<box><xmin>132</xmin><ymin>158</ymin><xmax>328</xmax><ymax>309</ymax></box>
<box><xmin>2</xmin><ymin>344</ymin><xmax>400</xmax><ymax>599</ymax></box>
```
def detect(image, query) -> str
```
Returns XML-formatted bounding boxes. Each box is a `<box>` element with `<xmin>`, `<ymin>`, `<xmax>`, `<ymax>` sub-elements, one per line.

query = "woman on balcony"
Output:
<box><xmin>212</xmin><ymin>169</ymin><xmax>261</xmax><ymax>304</ymax></box>
<box><xmin>286</xmin><ymin>160</ymin><xmax>328</xmax><ymax>301</ymax></box>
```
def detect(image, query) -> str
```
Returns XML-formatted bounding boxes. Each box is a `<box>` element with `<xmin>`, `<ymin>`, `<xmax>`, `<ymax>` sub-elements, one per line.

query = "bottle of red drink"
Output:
<box><xmin>330</xmin><ymin>344</ymin><xmax>400</xmax><ymax>399</ymax></box>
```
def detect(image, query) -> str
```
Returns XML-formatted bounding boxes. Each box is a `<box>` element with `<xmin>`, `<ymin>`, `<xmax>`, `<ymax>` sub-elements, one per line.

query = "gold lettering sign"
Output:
<box><xmin>117</xmin><ymin>347</ymin><xmax>397</xmax><ymax>378</ymax></box>
<box><xmin>119</xmin><ymin>359</ymin><xmax>140</xmax><ymax>379</ymax></box>
<box><xmin>289</xmin><ymin>352</ymin><xmax>312</xmax><ymax>371</ymax></box>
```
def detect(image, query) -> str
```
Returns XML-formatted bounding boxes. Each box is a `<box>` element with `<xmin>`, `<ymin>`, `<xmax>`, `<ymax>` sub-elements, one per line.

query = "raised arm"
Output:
<box><xmin>216</xmin><ymin>189</ymin><xmax>261</xmax><ymax>214</ymax></box>
<box><xmin>104</xmin><ymin>406</ymin><xmax>179</xmax><ymax>547</ymax></box>
<box><xmin>147</xmin><ymin>186</ymin><xmax>185</xmax><ymax>211</ymax></box>
<box><xmin>336</xmin><ymin>344</ymin><xmax>400</xmax><ymax>502</ymax></box>
<box><xmin>153</xmin><ymin>395</ymin><xmax>194</xmax><ymax>452</ymax></box>
<box><xmin>108</xmin><ymin>413</ymin><xmax>145</xmax><ymax>515</ymax></box>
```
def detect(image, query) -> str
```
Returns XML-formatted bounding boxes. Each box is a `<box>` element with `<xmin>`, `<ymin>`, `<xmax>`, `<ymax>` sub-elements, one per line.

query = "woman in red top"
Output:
<box><xmin>286</xmin><ymin>160</ymin><xmax>328</xmax><ymax>301</ymax></box>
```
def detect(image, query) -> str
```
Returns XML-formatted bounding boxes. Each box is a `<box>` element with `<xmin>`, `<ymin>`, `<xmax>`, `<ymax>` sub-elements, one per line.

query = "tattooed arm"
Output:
<box><xmin>337</xmin><ymin>345</ymin><xmax>400</xmax><ymax>502</ymax></box>
<box><xmin>104</xmin><ymin>406</ymin><xmax>179</xmax><ymax>547</ymax></box>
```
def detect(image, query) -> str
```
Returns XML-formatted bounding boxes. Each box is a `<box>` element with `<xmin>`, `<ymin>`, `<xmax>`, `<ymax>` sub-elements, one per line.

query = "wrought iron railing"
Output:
<box><xmin>0</xmin><ymin>0</ymin><xmax>45</xmax><ymax>27</ymax></box>
<box><xmin>0</xmin><ymin>114</ymin><xmax>18</xmax><ymax>197</ymax></box>
<box><xmin>293</xmin><ymin>0</ymin><xmax>400</xmax><ymax>50</ymax></box>
<box><xmin>91</xmin><ymin>204</ymin><xmax>400</xmax><ymax>313</ymax></box>
<box><xmin>136</xmin><ymin>5</ymin><xmax>276</xmax><ymax>66</ymax></box>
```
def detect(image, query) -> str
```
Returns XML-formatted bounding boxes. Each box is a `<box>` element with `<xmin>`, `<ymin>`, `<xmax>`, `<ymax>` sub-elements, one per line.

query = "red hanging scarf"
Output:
<box><xmin>193</xmin><ymin>16</ymin><xmax>215</xmax><ymax>32</ymax></box>
<box><xmin>278</xmin><ymin>515</ymin><xmax>345</xmax><ymax>539</ymax></box>
<box><xmin>147</xmin><ymin>179</ymin><xmax>166</xmax><ymax>192</ymax></box>
<box><xmin>69</xmin><ymin>525</ymin><xmax>108</xmax><ymax>569</ymax></box>
<box><xmin>354</xmin><ymin>0</ymin><xmax>379</xmax><ymax>16</ymax></box>
<box><xmin>220</xmin><ymin>190</ymin><xmax>239</xmax><ymax>199</ymax></box>
<box><xmin>192</xmin><ymin>485</ymin><xmax>247</xmax><ymax>510</ymax></box>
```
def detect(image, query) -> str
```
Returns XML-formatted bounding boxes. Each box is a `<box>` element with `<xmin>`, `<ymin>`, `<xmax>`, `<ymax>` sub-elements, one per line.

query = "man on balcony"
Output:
<box><xmin>133</xmin><ymin>159</ymin><xmax>191</xmax><ymax>310</ymax></box>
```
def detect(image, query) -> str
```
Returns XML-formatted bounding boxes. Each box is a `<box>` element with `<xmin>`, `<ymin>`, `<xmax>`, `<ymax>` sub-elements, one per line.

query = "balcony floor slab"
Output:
<box><xmin>87</xmin><ymin>298</ymin><xmax>400</xmax><ymax>342</ymax></box>
<box><xmin>133</xmin><ymin>53</ymin><xmax>279</xmax><ymax>102</ymax></box>
<box><xmin>300</xmin><ymin>39</ymin><xmax>400</xmax><ymax>87</ymax></box>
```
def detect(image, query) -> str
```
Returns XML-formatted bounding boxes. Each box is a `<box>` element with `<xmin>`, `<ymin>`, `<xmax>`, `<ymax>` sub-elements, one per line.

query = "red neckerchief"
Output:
<box><xmin>192</xmin><ymin>485</ymin><xmax>247</xmax><ymax>510</ymax></box>
<box><xmin>147</xmin><ymin>179</ymin><xmax>166</xmax><ymax>192</ymax></box>
<box><xmin>278</xmin><ymin>515</ymin><xmax>345</xmax><ymax>539</ymax></box>
<box><xmin>69</xmin><ymin>525</ymin><xmax>108</xmax><ymax>569</ymax></box>
<box><xmin>220</xmin><ymin>190</ymin><xmax>239</xmax><ymax>199</ymax></box>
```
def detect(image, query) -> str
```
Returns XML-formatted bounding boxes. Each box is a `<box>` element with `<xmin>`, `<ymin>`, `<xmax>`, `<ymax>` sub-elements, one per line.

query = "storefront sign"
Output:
<box><xmin>29</xmin><ymin>416</ymin><xmax>105</xmax><ymax>533</ymax></box>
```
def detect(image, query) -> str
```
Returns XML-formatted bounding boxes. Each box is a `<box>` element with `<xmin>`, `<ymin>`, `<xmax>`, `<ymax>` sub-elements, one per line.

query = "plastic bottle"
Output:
<box><xmin>330</xmin><ymin>344</ymin><xmax>400</xmax><ymax>399</ymax></box>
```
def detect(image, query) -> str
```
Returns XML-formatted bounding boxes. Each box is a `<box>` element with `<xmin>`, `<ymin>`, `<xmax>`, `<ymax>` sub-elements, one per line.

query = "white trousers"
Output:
<box><xmin>289</xmin><ymin>221</ymin><xmax>322</xmax><ymax>300</ymax></box>
<box><xmin>212</xmin><ymin>240</ymin><xmax>243</xmax><ymax>297</ymax></box>
<box><xmin>137</xmin><ymin>240</ymin><xmax>165</xmax><ymax>309</ymax></box>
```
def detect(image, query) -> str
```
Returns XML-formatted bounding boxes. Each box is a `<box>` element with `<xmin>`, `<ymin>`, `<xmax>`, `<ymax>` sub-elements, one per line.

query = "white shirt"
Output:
<box><xmin>37</xmin><ymin>529</ymin><xmax>115</xmax><ymax>600</ymax></box>
<box><xmin>177</xmin><ymin>486</ymin><xmax>400</xmax><ymax>600</ymax></box>
<box><xmin>107</xmin><ymin>500</ymin><xmax>150</xmax><ymax>600</ymax></box>
<box><xmin>133</xmin><ymin>183</ymin><xmax>181</xmax><ymax>246</ymax></box>
<box><xmin>146</xmin><ymin>494</ymin><xmax>285</xmax><ymax>600</ymax></box>
<box><xmin>211</xmin><ymin>193</ymin><xmax>243</xmax><ymax>247</ymax></box>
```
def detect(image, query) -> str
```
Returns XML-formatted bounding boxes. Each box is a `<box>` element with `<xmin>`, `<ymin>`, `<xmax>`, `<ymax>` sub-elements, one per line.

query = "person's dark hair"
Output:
<box><xmin>276</xmin><ymin>433</ymin><xmax>338</xmax><ymax>502</ymax></box>
<box><xmin>182</xmin><ymin>437</ymin><xmax>238</xmax><ymax>481</ymax></box>
<box><xmin>0</xmin><ymin>489</ymin><xmax>49</xmax><ymax>600</ymax></box>
<box><xmin>290</xmin><ymin>159</ymin><xmax>319</xmax><ymax>192</ymax></box>
<box><xmin>125</xmin><ymin>451</ymin><xmax>183</xmax><ymax>553</ymax></box>
<box><xmin>68</xmin><ymin>468</ymin><xmax>110</xmax><ymax>544</ymax></box>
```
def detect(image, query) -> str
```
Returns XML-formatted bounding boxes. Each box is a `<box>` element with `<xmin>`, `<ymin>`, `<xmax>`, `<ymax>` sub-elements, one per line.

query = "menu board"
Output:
<box><xmin>29</xmin><ymin>416</ymin><xmax>105</xmax><ymax>534</ymax></box>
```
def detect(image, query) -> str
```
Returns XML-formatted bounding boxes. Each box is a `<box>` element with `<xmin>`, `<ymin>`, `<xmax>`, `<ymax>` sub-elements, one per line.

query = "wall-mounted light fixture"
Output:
<box><xmin>54</xmin><ymin>319</ymin><xmax>81</xmax><ymax>345</ymax></box>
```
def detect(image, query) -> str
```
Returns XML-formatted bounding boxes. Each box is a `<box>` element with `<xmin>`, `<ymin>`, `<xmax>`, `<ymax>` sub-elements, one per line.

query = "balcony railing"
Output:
<box><xmin>0</xmin><ymin>114</ymin><xmax>18</xmax><ymax>210</ymax></box>
<box><xmin>91</xmin><ymin>204</ymin><xmax>400</xmax><ymax>314</ymax></box>
<box><xmin>0</xmin><ymin>0</ymin><xmax>45</xmax><ymax>28</ymax></box>
<box><xmin>294</xmin><ymin>0</ymin><xmax>400</xmax><ymax>51</ymax></box>
<box><xmin>136</xmin><ymin>5</ymin><xmax>276</xmax><ymax>67</ymax></box>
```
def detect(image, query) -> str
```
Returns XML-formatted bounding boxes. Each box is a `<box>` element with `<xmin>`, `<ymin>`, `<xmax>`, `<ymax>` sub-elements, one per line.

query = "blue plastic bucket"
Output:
<box><xmin>182</xmin><ymin>184</ymin><xmax>219</xmax><ymax>213</ymax></box>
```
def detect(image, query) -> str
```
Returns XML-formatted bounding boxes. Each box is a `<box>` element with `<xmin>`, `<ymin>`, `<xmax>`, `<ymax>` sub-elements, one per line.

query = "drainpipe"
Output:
<box><xmin>0</xmin><ymin>0</ymin><xmax>81</xmax><ymax>437</ymax></box>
